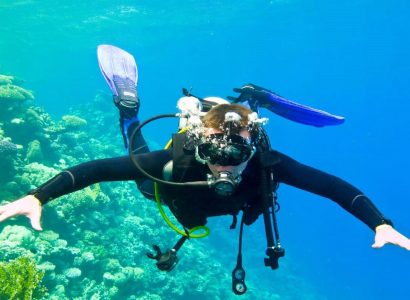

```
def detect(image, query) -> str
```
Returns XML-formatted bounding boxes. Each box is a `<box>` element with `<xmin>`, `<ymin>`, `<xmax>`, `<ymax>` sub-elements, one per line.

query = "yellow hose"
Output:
<box><xmin>154</xmin><ymin>127</ymin><xmax>210</xmax><ymax>238</ymax></box>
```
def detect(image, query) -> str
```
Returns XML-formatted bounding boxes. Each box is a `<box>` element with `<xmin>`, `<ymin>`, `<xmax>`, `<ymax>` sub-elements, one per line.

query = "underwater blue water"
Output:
<box><xmin>1</xmin><ymin>0</ymin><xmax>410</xmax><ymax>299</ymax></box>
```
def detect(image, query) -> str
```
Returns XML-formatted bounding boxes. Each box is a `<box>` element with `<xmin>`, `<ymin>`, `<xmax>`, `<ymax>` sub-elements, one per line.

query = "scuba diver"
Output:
<box><xmin>1</xmin><ymin>45</ymin><xmax>410</xmax><ymax>295</ymax></box>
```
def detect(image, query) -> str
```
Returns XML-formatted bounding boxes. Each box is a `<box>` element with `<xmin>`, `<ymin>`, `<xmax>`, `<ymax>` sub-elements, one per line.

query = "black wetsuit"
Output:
<box><xmin>29</xmin><ymin>142</ymin><xmax>392</xmax><ymax>231</ymax></box>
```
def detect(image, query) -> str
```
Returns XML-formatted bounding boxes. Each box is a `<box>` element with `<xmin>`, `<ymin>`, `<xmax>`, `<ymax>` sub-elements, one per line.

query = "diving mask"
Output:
<box><xmin>196</xmin><ymin>133</ymin><xmax>255</xmax><ymax>166</ymax></box>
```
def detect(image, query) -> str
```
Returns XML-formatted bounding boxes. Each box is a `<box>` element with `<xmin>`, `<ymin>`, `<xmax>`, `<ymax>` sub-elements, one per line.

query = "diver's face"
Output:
<box><xmin>204</xmin><ymin>128</ymin><xmax>252</xmax><ymax>177</ymax></box>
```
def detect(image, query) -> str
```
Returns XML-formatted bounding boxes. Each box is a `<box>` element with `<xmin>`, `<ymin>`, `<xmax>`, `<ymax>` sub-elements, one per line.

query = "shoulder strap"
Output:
<box><xmin>259</xmin><ymin>150</ymin><xmax>281</xmax><ymax>168</ymax></box>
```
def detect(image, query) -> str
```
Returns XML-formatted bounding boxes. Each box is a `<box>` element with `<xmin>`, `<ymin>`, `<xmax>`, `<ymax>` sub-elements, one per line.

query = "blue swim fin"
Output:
<box><xmin>230</xmin><ymin>84</ymin><xmax>345</xmax><ymax>127</ymax></box>
<box><xmin>97</xmin><ymin>44</ymin><xmax>141</xmax><ymax>149</ymax></box>
<box><xmin>97</xmin><ymin>44</ymin><xmax>138</xmax><ymax>108</ymax></box>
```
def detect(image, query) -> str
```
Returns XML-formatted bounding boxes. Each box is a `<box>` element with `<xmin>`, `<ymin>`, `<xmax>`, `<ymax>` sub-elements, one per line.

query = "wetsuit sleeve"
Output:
<box><xmin>274</xmin><ymin>152</ymin><xmax>392</xmax><ymax>231</ymax></box>
<box><xmin>28</xmin><ymin>150</ymin><xmax>172</xmax><ymax>205</ymax></box>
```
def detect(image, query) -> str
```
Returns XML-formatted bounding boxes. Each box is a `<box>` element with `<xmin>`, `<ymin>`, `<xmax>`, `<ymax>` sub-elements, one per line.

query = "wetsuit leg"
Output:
<box><xmin>123</xmin><ymin>116</ymin><xmax>150</xmax><ymax>154</ymax></box>
<box><xmin>118</xmin><ymin>106</ymin><xmax>154</xmax><ymax>199</ymax></box>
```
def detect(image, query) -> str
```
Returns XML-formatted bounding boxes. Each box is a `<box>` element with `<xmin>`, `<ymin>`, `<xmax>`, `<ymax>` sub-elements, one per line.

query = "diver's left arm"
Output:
<box><xmin>274</xmin><ymin>152</ymin><xmax>410</xmax><ymax>251</ymax></box>
<box><xmin>373</xmin><ymin>224</ymin><xmax>410</xmax><ymax>250</ymax></box>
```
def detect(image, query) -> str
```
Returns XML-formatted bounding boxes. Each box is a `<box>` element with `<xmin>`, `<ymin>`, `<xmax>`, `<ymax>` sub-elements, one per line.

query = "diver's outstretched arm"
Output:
<box><xmin>0</xmin><ymin>195</ymin><xmax>43</xmax><ymax>231</ymax></box>
<box><xmin>274</xmin><ymin>151</ymin><xmax>410</xmax><ymax>251</ymax></box>
<box><xmin>373</xmin><ymin>225</ymin><xmax>410</xmax><ymax>251</ymax></box>
<box><xmin>0</xmin><ymin>153</ymin><xmax>169</xmax><ymax>229</ymax></box>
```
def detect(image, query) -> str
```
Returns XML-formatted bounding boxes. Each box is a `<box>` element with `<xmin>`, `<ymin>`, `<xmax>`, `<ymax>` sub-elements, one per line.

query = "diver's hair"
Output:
<box><xmin>202</xmin><ymin>104</ymin><xmax>253</xmax><ymax>135</ymax></box>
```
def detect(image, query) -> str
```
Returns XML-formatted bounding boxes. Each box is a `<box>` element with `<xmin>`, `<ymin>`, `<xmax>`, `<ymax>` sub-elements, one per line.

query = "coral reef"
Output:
<box><xmin>0</xmin><ymin>75</ymin><xmax>34</xmax><ymax>102</ymax></box>
<box><xmin>0</xmin><ymin>139</ymin><xmax>19</xmax><ymax>185</ymax></box>
<box><xmin>0</xmin><ymin>139</ymin><xmax>18</xmax><ymax>156</ymax></box>
<box><xmin>61</xmin><ymin>115</ymin><xmax>87</xmax><ymax>130</ymax></box>
<box><xmin>26</xmin><ymin>140</ymin><xmax>44</xmax><ymax>163</ymax></box>
<box><xmin>0</xmin><ymin>256</ymin><xmax>48</xmax><ymax>300</ymax></box>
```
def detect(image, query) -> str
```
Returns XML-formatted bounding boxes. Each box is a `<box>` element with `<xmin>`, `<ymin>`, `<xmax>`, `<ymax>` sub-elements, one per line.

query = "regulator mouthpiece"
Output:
<box><xmin>208</xmin><ymin>171</ymin><xmax>241</xmax><ymax>196</ymax></box>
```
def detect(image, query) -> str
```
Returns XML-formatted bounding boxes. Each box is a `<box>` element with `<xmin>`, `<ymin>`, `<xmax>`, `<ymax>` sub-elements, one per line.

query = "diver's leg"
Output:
<box><xmin>120</xmin><ymin>112</ymin><xmax>150</xmax><ymax>154</ymax></box>
<box><xmin>115</xmin><ymin>90</ymin><xmax>149</xmax><ymax>154</ymax></box>
<box><xmin>98</xmin><ymin>45</ymin><xmax>153</xmax><ymax>198</ymax></box>
<box><xmin>116</xmin><ymin>84</ymin><xmax>154</xmax><ymax>196</ymax></box>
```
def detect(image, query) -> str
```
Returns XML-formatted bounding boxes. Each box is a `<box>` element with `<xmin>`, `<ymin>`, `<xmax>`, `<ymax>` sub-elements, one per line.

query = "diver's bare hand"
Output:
<box><xmin>372</xmin><ymin>224</ymin><xmax>410</xmax><ymax>251</ymax></box>
<box><xmin>0</xmin><ymin>195</ymin><xmax>43</xmax><ymax>230</ymax></box>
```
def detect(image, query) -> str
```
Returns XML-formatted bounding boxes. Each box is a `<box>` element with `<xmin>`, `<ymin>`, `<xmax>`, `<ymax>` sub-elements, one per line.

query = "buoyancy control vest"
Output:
<box><xmin>158</xmin><ymin>133</ymin><xmax>281</xmax><ymax>229</ymax></box>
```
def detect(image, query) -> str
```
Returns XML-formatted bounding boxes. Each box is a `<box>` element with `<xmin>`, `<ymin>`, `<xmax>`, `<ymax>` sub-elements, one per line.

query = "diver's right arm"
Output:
<box><xmin>27</xmin><ymin>150</ymin><xmax>171</xmax><ymax>205</ymax></box>
<box><xmin>0</xmin><ymin>150</ymin><xmax>171</xmax><ymax>229</ymax></box>
<box><xmin>0</xmin><ymin>195</ymin><xmax>43</xmax><ymax>230</ymax></box>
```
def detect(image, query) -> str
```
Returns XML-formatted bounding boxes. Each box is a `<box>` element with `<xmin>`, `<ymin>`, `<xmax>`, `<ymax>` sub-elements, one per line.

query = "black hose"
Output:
<box><xmin>128</xmin><ymin>113</ymin><xmax>209</xmax><ymax>187</ymax></box>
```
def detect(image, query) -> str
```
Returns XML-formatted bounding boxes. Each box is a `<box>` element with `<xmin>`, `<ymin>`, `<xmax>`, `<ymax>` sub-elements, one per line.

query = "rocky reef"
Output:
<box><xmin>0</xmin><ymin>74</ymin><xmax>321</xmax><ymax>300</ymax></box>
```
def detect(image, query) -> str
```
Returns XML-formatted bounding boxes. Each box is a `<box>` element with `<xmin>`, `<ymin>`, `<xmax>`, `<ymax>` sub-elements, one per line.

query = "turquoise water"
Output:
<box><xmin>1</xmin><ymin>0</ymin><xmax>410</xmax><ymax>299</ymax></box>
